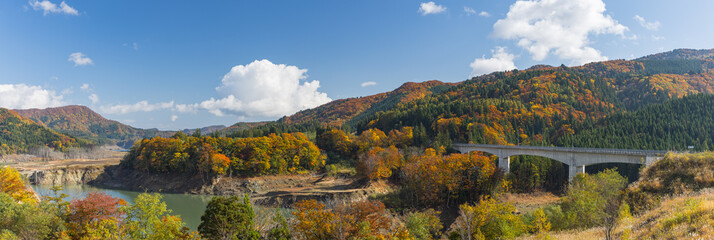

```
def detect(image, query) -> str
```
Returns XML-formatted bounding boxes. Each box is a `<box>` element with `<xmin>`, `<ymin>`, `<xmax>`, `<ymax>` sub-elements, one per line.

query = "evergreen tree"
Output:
<box><xmin>198</xmin><ymin>195</ymin><xmax>260</xmax><ymax>240</ymax></box>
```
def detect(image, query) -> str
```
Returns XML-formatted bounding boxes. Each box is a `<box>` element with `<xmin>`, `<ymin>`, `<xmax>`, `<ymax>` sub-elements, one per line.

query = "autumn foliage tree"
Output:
<box><xmin>67</xmin><ymin>192</ymin><xmax>127</xmax><ymax>239</ymax></box>
<box><xmin>451</xmin><ymin>196</ymin><xmax>526</xmax><ymax>239</ymax></box>
<box><xmin>122</xmin><ymin>132</ymin><xmax>325</xmax><ymax>178</ymax></box>
<box><xmin>121</xmin><ymin>193</ymin><xmax>197</xmax><ymax>239</ymax></box>
<box><xmin>292</xmin><ymin>199</ymin><xmax>408</xmax><ymax>240</ymax></box>
<box><xmin>401</xmin><ymin>150</ymin><xmax>506</xmax><ymax>207</ymax></box>
<box><xmin>316</xmin><ymin>128</ymin><xmax>356</xmax><ymax>161</ymax></box>
<box><xmin>357</xmin><ymin>145</ymin><xmax>403</xmax><ymax>180</ymax></box>
<box><xmin>0</xmin><ymin>166</ymin><xmax>37</xmax><ymax>204</ymax></box>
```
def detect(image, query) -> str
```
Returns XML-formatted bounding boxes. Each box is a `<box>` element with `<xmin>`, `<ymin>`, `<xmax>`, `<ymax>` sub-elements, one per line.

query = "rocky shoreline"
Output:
<box><xmin>89</xmin><ymin>165</ymin><xmax>392</xmax><ymax>207</ymax></box>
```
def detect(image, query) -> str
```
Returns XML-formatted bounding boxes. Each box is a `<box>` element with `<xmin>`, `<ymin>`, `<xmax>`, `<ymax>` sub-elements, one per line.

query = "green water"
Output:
<box><xmin>31</xmin><ymin>184</ymin><xmax>213</xmax><ymax>230</ymax></box>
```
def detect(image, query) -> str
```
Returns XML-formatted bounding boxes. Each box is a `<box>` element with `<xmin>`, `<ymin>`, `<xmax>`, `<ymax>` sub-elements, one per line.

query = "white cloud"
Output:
<box><xmin>80</xmin><ymin>83</ymin><xmax>90</xmax><ymax>91</ymax></box>
<box><xmin>633</xmin><ymin>15</ymin><xmax>660</xmax><ymax>31</ymax></box>
<box><xmin>171</xmin><ymin>115</ymin><xmax>178</xmax><ymax>122</ymax></box>
<box><xmin>174</xmin><ymin>103</ymin><xmax>198</xmax><ymax>113</ymax></box>
<box><xmin>361</xmin><ymin>81</ymin><xmax>377</xmax><ymax>87</ymax></box>
<box><xmin>652</xmin><ymin>35</ymin><xmax>665</xmax><ymax>41</ymax></box>
<box><xmin>100</xmin><ymin>101</ymin><xmax>174</xmax><ymax>115</ymax></box>
<box><xmin>419</xmin><ymin>2</ymin><xmax>446</xmax><ymax>16</ymax></box>
<box><xmin>88</xmin><ymin>93</ymin><xmax>99</xmax><ymax>104</ymax></box>
<box><xmin>29</xmin><ymin>0</ymin><xmax>78</xmax><ymax>16</ymax></box>
<box><xmin>68</xmin><ymin>52</ymin><xmax>93</xmax><ymax>66</ymax></box>
<box><xmin>0</xmin><ymin>84</ymin><xmax>65</xmax><ymax>109</ymax></box>
<box><xmin>464</xmin><ymin>7</ymin><xmax>476</xmax><ymax>15</ymax></box>
<box><xmin>200</xmin><ymin>59</ymin><xmax>331</xmax><ymax>117</ymax></box>
<box><xmin>493</xmin><ymin>0</ymin><xmax>628</xmax><ymax>65</ymax></box>
<box><xmin>198</xmin><ymin>96</ymin><xmax>243</xmax><ymax>117</ymax></box>
<box><xmin>101</xmin><ymin>60</ymin><xmax>331</xmax><ymax>118</ymax></box>
<box><xmin>470</xmin><ymin>47</ymin><xmax>518</xmax><ymax>77</ymax></box>
<box><xmin>479</xmin><ymin>11</ymin><xmax>490</xmax><ymax>17</ymax></box>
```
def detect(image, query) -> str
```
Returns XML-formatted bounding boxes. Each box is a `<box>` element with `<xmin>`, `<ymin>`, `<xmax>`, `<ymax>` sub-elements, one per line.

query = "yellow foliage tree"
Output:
<box><xmin>0</xmin><ymin>166</ymin><xmax>36</xmax><ymax>204</ymax></box>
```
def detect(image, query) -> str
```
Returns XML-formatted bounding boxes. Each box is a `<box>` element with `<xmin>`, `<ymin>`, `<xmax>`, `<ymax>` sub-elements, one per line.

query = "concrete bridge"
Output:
<box><xmin>453</xmin><ymin>144</ymin><xmax>667</xmax><ymax>179</ymax></box>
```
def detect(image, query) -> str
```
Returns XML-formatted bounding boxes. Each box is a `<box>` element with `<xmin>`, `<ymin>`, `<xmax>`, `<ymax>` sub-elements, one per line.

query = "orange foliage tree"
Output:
<box><xmin>357</xmin><ymin>145</ymin><xmax>404</xmax><ymax>180</ymax></box>
<box><xmin>401</xmin><ymin>150</ymin><xmax>506</xmax><ymax>207</ymax></box>
<box><xmin>292</xmin><ymin>199</ymin><xmax>407</xmax><ymax>240</ymax></box>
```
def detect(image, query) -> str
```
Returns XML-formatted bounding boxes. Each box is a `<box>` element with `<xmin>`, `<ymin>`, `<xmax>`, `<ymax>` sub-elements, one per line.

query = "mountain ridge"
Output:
<box><xmin>267</xmin><ymin>49</ymin><xmax>709</xmax><ymax>133</ymax></box>
<box><xmin>278</xmin><ymin>80</ymin><xmax>457</xmax><ymax>127</ymax></box>
<box><xmin>14</xmin><ymin>105</ymin><xmax>172</xmax><ymax>148</ymax></box>
<box><xmin>222</xmin><ymin>48</ymin><xmax>714</xmax><ymax>152</ymax></box>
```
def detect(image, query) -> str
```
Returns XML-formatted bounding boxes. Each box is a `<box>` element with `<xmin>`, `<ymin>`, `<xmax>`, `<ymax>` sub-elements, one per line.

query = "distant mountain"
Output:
<box><xmin>180</xmin><ymin>125</ymin><xmax>226</xmax><ymax>135</ymax></box>
<box><xmin>218</xmin><ymin>122</ymin><xmax>269</xmax><ymax>135</ymax></box>
<box><xmin>0</xmin><ymin>108</ymin><xmax>82</xmax><ymax>154</ymax></box>
<box><xmin>15</xmin><ymin>105</ymin><xmax>171</xmax><ymax>148</ymax></box>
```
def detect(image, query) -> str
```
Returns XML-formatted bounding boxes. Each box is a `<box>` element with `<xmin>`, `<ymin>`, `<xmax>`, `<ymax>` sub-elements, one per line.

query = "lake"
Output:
<box><xmin>31</xmin><ymin>184</ymin><xmax>213</xmax><ymax>230</ymax></box>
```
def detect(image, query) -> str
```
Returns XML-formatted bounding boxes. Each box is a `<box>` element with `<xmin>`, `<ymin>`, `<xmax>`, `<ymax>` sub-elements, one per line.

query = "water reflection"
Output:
<box><xmin>31</xmin><ymin>184</ymin><xmax>213</xmax><ymax>230</ymax></box>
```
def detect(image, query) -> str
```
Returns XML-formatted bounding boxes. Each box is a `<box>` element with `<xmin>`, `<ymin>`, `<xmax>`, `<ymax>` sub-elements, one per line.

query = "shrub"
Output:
<box><xmin>624</xmin><ymin>152</ymin><xmax>714</xmax><ymax>214</ymax></box>
<box><xmin>451</xmin><ymin>196</ymin><xmax>526</xmax><ymax>239</ymax></box>
<box><xmin>404</xmin><ymin>209</ymin><xmax>442</xmax><ymax>240</ymax></box>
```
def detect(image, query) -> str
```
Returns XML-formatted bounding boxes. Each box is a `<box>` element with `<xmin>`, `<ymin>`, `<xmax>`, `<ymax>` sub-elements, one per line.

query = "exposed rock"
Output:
<box><xmin>90</xmin><ymin>166</ymin><xmax>393</xmax><ymax>208</ymax></box>
<box><xmin>24</xmin><ymin>166</ymin><xmax>105</xmax><ymax>185</ymax></box>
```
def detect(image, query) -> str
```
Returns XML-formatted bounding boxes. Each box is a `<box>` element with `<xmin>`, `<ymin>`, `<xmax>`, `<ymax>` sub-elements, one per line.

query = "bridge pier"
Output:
<box><xmin>569</xmin><ymin>165</ymin><xmax>585</xmax><ymax>179</ymax></box>
<box><xmin>499</xmin><ymin>156</ymin><xmax>510</xmax><ymax>173</ymax></box>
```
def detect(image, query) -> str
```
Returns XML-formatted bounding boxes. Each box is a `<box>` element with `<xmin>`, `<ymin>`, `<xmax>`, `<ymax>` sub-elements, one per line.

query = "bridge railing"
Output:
<box><xmin>452</xmin><ymin>143</ymin><xmax>668</xmax><ymax>156</ymax></box>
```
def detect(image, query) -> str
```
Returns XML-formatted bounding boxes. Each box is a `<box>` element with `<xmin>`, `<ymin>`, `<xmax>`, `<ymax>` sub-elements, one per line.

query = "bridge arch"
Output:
<box><xmin>463</xmin><ymin>148</ymin><xmax>584</xmax><ymax>179</ymax></box>
<box><xmin>453</xmin><ymin>144</ymin><xmax>665</xmax><ymax>179</ymax></box>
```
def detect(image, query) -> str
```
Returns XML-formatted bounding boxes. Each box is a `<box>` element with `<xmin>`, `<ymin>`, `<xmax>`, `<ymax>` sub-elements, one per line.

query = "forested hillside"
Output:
<box><xmin>0</xmin><ymin>108</ymin><xmax>83</xmax><ymax>155</ymax></box>
<box><xmin>568</xmin><ymin>94</ymin><xmax>714</xmax><ymax>151</ymax></box>
<box><xmin>279</xmin><ymin>80</ymin><xmax>456</xmax><ymax>127</ymax></box>
<box><xmin>230</xmin><ymin>49</ymin><xmax>714</xmax><ymax>153</ymax></box>
<box><xmin>15</xmin><ymin>105</ymin><xmax>172</xmax><ymax>148</ymax></box>
<box><xmin>217</xmin><ymin>121</ymin><xmax>269</xmax><ymax>136</ymax></box>
<box><xmin>121</xmin><ymin>132</ymin><xmax>325</xmax><ymax>179</ymax></box>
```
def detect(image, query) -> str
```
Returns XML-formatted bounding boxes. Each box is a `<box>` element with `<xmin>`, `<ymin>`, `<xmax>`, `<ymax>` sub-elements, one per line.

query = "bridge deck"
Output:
<box><xmin>453</xmin><ymin>144</ymin><xmax>668</xmax><ymax>156</ymax></box>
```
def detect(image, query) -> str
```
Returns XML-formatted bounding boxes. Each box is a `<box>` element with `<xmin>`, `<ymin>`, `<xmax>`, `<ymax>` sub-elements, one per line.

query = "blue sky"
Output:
<box><xmin>0</xmin><ymin>0</ymin><xmax>713</xmax><ymax>130</ymax></box>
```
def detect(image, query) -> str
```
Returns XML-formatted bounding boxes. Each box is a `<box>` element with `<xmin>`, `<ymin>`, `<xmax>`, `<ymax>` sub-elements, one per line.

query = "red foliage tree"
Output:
<box><xmin>67</xmin><ymin>192</ymin><xmax>127</xmax><ymax>239</ymax></box>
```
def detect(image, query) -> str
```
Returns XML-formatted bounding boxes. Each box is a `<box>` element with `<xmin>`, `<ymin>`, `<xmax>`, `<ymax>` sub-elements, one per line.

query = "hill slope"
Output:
<box><xmin>0</xmin><ymin>108</ymin><xmax>82</xmax><ymax>154</ymax></box>
<box><xmin>279</xmin><ymin>80</ymin><xmax>456</xmax><ymax>127</ymax></box>
<box><xmin>569</xmin><ymin>94</ymin><xmax>714</xmax><ymax>151</ymax></box>
<box><xmin>232</xmin><ymin>49</ymin><xmax>714</xmax><ymax>151</ymax></box>
<box><xmin>180</xmin><ymin>125</ymin><xmax>227</xmax><ymax>135</ymax></box>
<box><xmin>15</xmin><ymin>105</ymin><xmax>171</xmax><ymax>148</ymax></box>
<box><xmin>637</xmin><ymin>48</ymin><xmax>714</xmax><ymax>61</ymax></box>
